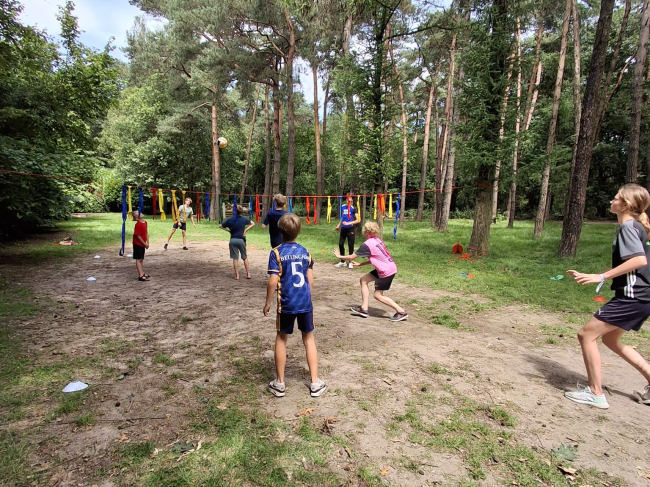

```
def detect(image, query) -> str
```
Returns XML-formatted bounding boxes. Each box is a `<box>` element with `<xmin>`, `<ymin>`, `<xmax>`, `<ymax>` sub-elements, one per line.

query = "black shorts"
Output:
<box><xmin>595</xmin><ymin>296</ymin><xmax>650</xmax><ymax>332</ymax></box>
<box><xmin>276</xmin><ymin>311</ymin><xmax>314</xmax><ymax>334</ymax></box>
<box><xmin>370</xmin><ymin>269</ymin><xmax>395</xmax><ymax>291</ymax></box>
<box><xmin>133</xmin><ymin>244</ymin><xmax>145</xmax><ymax>260</ymax></box>
<box><xmin>173</xmin><ymin>222</ymin><xmax>187</xmax><ymax>231</ymax></box>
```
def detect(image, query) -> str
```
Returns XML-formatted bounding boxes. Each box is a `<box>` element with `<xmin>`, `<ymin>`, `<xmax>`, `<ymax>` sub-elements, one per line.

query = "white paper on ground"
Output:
<box><xmin>86</xmin><ymin>277</ymin><xmax>97</xmax><ymax>281</ymax></box>
<box><xmin>126</xmin><ymin>254</ymin><xmax>132</xmax><ymax>257</ymax></box>
<box><xmin>62</xmin><ymin>381</ymin><xmax>88</xmax><ymax>393</ymax></box>
<box><xmin>94</xmin><ymin>255</ymin><xmax>101</xmax><ymax>259</ymax></box>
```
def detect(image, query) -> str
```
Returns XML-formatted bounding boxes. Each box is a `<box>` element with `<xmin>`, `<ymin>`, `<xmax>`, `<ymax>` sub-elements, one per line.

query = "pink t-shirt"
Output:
<box><xmin>355</xmin><ymin>236</ymin><xmax>397</xmax><ymax>278</ymax></box>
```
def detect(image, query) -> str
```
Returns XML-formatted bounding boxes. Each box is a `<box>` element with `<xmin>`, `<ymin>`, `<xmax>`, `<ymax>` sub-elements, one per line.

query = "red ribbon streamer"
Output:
<box><xmin>347</xmin><ymin>195</ymin><xmax>352</xmax><ymax>221</ymax></box>
<box><xmin>306</xmin><ymin>197</ymin><xmax>311</xmax><ymax>224</ymax></box>
<box><xmin>255</xmin><ymin>195</ymin><xmax>261</xmax><ymax>222</ymax></box>
<box><xmin>313</xmin><ymin>197</ymin><xmax>317</xmax><ymax>224</ymax></box>
<box><xmin>152</xmin><ymin>188</ymin><xmax>157</xmax><ymax>221</ymax></box>
<box><xmin>379</xmin><ymin>194</ymin><xmax>385</xmax><ymax>215</ymax></box>
<box><xmin>196</xmin><ymin>191</ymin><xmax>201</xmax><ymax>222</ymax></box>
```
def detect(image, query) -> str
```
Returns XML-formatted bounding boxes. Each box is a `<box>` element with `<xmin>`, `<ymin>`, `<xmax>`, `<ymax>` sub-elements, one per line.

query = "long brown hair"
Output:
<box><xmin>618</xmin><ymin>183</ymin><xmax>650</xmax><ymax>233</ymax></box>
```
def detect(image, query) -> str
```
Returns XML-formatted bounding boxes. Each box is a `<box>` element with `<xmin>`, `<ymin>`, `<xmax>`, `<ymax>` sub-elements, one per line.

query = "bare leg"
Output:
<box><xmin>182</xmin><ymin>230</ymin><xmax>187</xmax><ymax>247</ymax></box>
<box><xmin>360</xmin><ymin>273</ymin><xmax>374</xmax><ymax>310</ymax></box>
<box><xmin>232</xmin><ymin>259</ymin><xmax>239</xmax><ymax>280</ymax></box>
<box><xmin>602</xmin><ymin>327</ymin><xmax>650</xmax><ymax>384</ymax></box>
<box><xmin>243</xmin><ymin>258</ymin><xmax>251</xmax><ymax>278</ymax></box>
<box><xmin>136</xmin><ymin>259</ymin><xmax>143</xmax><ymax>277</ymax></box>
<box><xmin>374</xmin><ymin>290</ymin><xmax>404</xmax><ymax>313</ymax></box>
<box><xmin>302</xmin><ymin>331</ymin><xmax>318</xmax><ymax>383</ymax></box>
<box><xmin>166</xmin><ymin>227</ymin><xmax>176</xmax><ymax>243</ymax></box>
<box><xmin>577</xmin><ymin>317</ymin><xmax>618</xmax><ymax>395</ymax></box>
<box><xmin>275</xmin><ymin>331</ymin><xmax>288</xmax><ymax>383</ymax></box>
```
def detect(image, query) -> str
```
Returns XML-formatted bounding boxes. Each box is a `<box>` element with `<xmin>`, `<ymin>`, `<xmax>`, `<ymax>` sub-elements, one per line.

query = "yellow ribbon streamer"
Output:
<box><xmin>127</xmin><ymin>186</ymin><xmax>133</xmax><ymax>220</ymax></box>
<box><xmin>356</xmin><ymin>195</ymin><xmax>360</xmax><ymax>220</ymax></box>
<box><xmin>327</xmin><ymin>196</ymin><xmax>332</xmax><ymax>223</ymax></box>
<box><xmin>373</xmin><ymin>194</ymin><xmax>377</xmax><ymax>219</ymax></box>
<box><xmin>158</xmin><ymin>189</ymin><xmax>166</xmax><ymax>221</ymax></box>
<box><xmin>389</xmin><ymin>193</ymin><xmax>393</xmax><ymax>218</ymax></box>
<box><xmin>171</xmin><ymin>190</ymin><xmax>179</xmax><ymax>223</ymax></box>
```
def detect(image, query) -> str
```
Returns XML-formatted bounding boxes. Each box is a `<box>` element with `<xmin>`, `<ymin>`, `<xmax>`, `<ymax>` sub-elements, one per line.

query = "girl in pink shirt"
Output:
<box><xmin>333</xmin><ymin>222</ymin><xmax>408</xmax><ymax>322</ymax></box>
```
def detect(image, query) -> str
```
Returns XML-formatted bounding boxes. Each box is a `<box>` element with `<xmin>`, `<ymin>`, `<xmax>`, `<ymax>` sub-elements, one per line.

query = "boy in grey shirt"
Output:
<box><xmin>164</xmin><ymin>197</ymin><xmax>196</xmax><ymax>250</ymax></box>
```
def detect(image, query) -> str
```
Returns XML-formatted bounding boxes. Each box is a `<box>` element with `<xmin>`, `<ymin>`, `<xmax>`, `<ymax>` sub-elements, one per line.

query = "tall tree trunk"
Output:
<box><xmin>534</xmin><ymin>0</ymin><xmax>571</xmax><ymax>239</ymax></box>
<box><xmin>439</xmin><ymin>65</ymin><xmax>464</xmax><ymax>232</ymax></box>
<box><xmin>508</xmin><ymin>18</ymin><xmax>523</xmax><ymax>228</ymax></box>
<box><xmin>592</xmin><ymin>0</ymin><xmax>631</xmax><ymax>147</ymax></box>
<box><xmin>389</xmin><ymin>40</ymin><xmax>408</xmax><ymax>228</ymax></box>
<box><xmin>417</xmin><ymin>78</ymin><xmax>436</xmax><ymax>221</ymax></box>
<box><xmin>559</xmin><ymin>0</ymin><xmax>617</xmax><ymax>257</ymax></box>
<box><xmin>492</xmin><ymin>54</ymin><xmax>514</xmax><ymax>222</ymax></box>
<box><xmin>263</xmin><ymin>86</ymin><xmax>272</xmax><ymax>218</ymax></box>
<box><xmin>241</xmin><ymin>85</ymin><xmax>260</xmax><ymax>199</ymax></box>
<box><xmin>210</xmin><ymin>95</ymin><xmax>221</xmax><ymax>220</ymax></box>
<box><xmin>313</xmin><ymin>65</ymin><xmax>324</xmax><ymax>223</ymax></box>
<box><xmin>323</xmin><ymin>75</ymin><xmax>330</xmax><ymax>137</ymax></box>
<box><xmin>272</xmin><ymin>84</ymin><xmax>282</xmax><ymax>196</ymax></box>
<box><xmin>571</xmin><ymin>0</ymin><xmax>582</xmax><ymax>173</ymax></box>
<box><xmin>468</xmin><ymin>0</ymin><xmax>510</xmax><ymax>255</ymax></box>
<box><xmin>628</xmin><ymin>0</ymin><xmax>650</xmax><ymax>183</ymax></box>
<box><xmin>342</xmin><ymin>11</ymin><xmax>354</xmax><ymax>193</ymax></box>
<box><xmin>284</xmin><ymin>9</ymin><xmax>296</xmax><ymax>197</ymax></box>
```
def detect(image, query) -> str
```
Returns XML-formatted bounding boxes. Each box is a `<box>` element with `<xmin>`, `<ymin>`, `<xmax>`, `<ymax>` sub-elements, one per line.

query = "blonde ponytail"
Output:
<box><xmin>618</xmin><ymin>183</ymin><xmax>650</xmax><ymax>234</ymax></box>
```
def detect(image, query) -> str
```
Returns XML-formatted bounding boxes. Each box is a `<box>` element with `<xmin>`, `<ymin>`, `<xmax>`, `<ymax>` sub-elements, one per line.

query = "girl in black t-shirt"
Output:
<box><xmin>565</xmin><ymin>184</ymin><xmax>650</xmax><ymax>409</ymax></box>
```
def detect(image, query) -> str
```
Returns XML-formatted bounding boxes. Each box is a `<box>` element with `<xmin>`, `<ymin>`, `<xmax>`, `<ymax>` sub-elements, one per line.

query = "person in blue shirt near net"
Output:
<box><xmin>263</xmin><ymin>213</ymin><xmax>326</xmax><ymax>398</ymax></box>
<box><xmin>261</xmin><ymin>194</ymin><xmax>288</xmax><ymax>248</ymax></box>
<box><xmin>335</xmin><ymin>190</ymin><xmax>360</xmax><ymax>269</ymax></box>
<box><xmin>220</xmin><ymin>205</ymin><xmax>255</xmax><ymax>280</ymax></box>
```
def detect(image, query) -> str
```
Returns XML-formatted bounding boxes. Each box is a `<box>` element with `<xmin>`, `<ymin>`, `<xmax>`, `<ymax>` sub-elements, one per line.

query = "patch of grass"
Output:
<box><xmin>430</xmin><ymin>311</ymin><xmax>461</xmax><ymax>329</ymax></box>
<box><xmin>0</xmin><ymin>285</ymin><xmax>39</xmax><ymax>320</ymax></box>
<box><xmin>428</xmin><ymin>363</ymin><xmax>453</xmax><ymax>376</ymax></box>
<box><xmin>161</xmin><ymin>383</ymin><xmax>178</xmax><ymax>397</ymax></box>
<box><xmin>154</xmin><ymin>353</ymin><xmax>174</xmax><ymax>366</ymax></box>
<box><xmin>75</xmin><ymin>412</ymin><xmax>97</xmax><ymax>427</ymax></box>
<box><xmin>180</xmin><ymin>317</ymin><xmax>194</xmax><ymax>324</ymax></box>
<box><xmin>0</xmin><ymin>431</ymin><xmax>37</xmax><ymax>487</ymax></box>
<box><xmin>119</xmin><ymin>441</ymin><xmax>155</xmax><ymax>462</ymax></box>
<box><xmin>48</xmin><ymin>390</ymin><xmax>87</xmax><ymax>420</ymax></box>
<box><xmin>100</xmin><ymin>337</ymin><xmax>135</xmax><ymax>356</ymax></box>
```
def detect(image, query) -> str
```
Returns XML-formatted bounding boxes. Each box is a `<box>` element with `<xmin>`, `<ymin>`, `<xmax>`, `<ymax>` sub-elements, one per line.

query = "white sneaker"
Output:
<box><xmin>310</xmin><ymin>379</ymin><xmax>327</xmax><ymax>397</ymax></box>
<box><xmin>268</xmin><ymin>380</ymin><xmax>285</xmax><ymax>397</ymax></box>
<box><xmin>348</xmin><ymin>262</ymin><xmax>354</xmax><ymax>269</ymax></box>
<box><xmin>334</xmin><ymin>262</ymin><xmax>346</xmax><ymax>268</ymax></box>
<box><xmin>564</xmin><ymin>385</ymin><xmax>609</xmax><ymax>409</ymax></box>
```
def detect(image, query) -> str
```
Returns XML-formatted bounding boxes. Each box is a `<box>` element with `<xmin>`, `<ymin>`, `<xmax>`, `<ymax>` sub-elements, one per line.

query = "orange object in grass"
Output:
<box><xmin>452</xmin><ymin>241</ymin><xmax>463</xmax><ymax>254</ymax></box>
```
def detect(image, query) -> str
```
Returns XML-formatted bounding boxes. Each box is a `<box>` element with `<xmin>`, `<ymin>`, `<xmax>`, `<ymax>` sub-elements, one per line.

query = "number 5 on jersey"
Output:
<box><xmin>291</xmin><ymin>261</ymin><xmax>305</xmax><ymax>287</ymax></box>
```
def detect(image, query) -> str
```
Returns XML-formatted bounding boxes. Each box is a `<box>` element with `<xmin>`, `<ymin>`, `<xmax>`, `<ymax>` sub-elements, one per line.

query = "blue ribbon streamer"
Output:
<box><xmin>119</xmin><ymin>185</ymin><xmax>127</xmax><ymax>255</ymax></box>
<box><xmin>205</xmin><ymin>192</ymin><xmax>210</xmax><ymax>220</ymax></box>
<box><xmin>393</xmin><ymin>192</ymin><xmax>400</xmax><ymax>239</ymax></box>
<box><xmin>138</xmin><ymin>187</ymin><xmax>143</xmax><ymax>217</ymax></box>
<box><xmin>233</xmin><ymin>194</ymin><xmax>237</xmax><ymax>222</ymax></box>
<box><xmin>288</xmin><ymin>196</ymin><xmax>292</xmax><ymax>213</ymax></box>
<box><xmin>249</xmin><ymin>195</ymin><xmax>253</xmax><ymax>218</ymax></box>
<box><xmin>338</xmin><ymin>195</ymin><xmax>342</xmax><ymax>218</ymax></box>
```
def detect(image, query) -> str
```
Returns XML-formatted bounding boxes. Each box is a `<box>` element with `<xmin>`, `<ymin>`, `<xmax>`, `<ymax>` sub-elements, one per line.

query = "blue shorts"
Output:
<box><xmin>276</xmin><ymin>312</ymin><xmax>314</xmax><ymax>334</ymax></box>
<box><xmin>173</xmin><ymin>222</ymin><xmax>187</xmax><ymax>231</ymax></box>
<box><xmin>595</xmin><ymin>296</ymin><xmax>650</xmax><ymax>332</ymax></box>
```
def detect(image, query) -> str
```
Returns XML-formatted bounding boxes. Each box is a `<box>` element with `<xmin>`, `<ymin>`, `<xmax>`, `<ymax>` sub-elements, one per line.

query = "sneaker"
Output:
<box><xmin>164</xmin><ymin>243</ymin><xmax>168</xmax><ymax>250</ymax></box>
<box><xmin>633</xmin><ymin>384</ymin><xmax>650</xmax><ymax>405</ymax></box>
<box><xmin>310</xmin><ymin>379</ymin><xmax>327</xmax><ymax>397</ymax></box>
<box><xmin>389</xmin><ymin>311</ymin><xmax>408</xmax><ymax>322</ymax></box>
<box><xmin>268</xmin><ymin>380</ymin><xmax>285</xmax><ymax>397</ymax></box>
<box><xmin>183</xmin><ymin>246</ymin><xmax>188</xmax><ymax>250</ymax></box>
<box><xmin>348</xmin><ymin>262</ymin><xmax>354</xmax><ymax>269</ymax></box>
<box><xmin>350</xmin><ymin>306</ymin><xmax>368</xmax><ymax>318</ymax></box>
<box><xmin>334</xmin><ymin>262</ymin><xmax>346</xmax><ymax>268</ymax></box>
<box><xmin>564</xmin><ymin>385</ymin><xmax>609</xmax><ymax>409</ymax></box>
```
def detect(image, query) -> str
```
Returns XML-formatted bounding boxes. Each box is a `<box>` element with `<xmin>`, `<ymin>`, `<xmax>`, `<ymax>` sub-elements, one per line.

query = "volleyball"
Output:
<box><xmin>217</xmin><ymin>137</ymin><xmax>228</xmax><ymax>149</ymax></box>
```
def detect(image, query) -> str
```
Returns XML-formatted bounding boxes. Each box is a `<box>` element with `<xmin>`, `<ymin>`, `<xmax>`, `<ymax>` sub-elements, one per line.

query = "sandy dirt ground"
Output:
<box><xmin>4</xmin><ymin>237</ymin><xmax>650</xmax><ymax>486</ymax></box>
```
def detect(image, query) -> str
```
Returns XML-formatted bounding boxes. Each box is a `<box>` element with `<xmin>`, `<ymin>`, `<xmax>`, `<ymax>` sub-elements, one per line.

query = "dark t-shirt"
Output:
<box><xmin>612</xmin><ymin>219</ymin><xmax>650</xmax><ymax>302</ymax></box>
<box><xmin>263</xmin><ymin>209</ymin><xmax>287</xmax><ymax>246</ymax></box>
<box><xmin>221</xmin><ymin>216</ymin><xmax>251</xmax><ymax>239</ymax></box>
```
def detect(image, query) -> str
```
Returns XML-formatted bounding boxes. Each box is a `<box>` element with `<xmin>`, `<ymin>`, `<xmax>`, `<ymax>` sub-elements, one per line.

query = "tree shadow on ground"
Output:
<box><xmin>523</xmin><ymin>353</ymin><xmax>638</xmax><ymax>403</ymax></box>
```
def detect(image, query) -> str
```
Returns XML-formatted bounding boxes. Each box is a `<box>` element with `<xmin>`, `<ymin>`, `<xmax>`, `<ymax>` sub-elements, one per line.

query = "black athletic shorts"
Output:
<box><xmin>173</xmin><ymin>222</ymin><xmax>187</xmax><ymax>231</ymax></box>
<box><xmin>276</xmin><ymin>311</ymin><xmax>314</xmax><ymax>334</ymax></box>
<box><xmin>595</xmin><ymin>296</ymin><xmax>650</xmax><ymax>332</ymax></box>
<box><xmin>133</xmin><ymin>244</ymin><xmax>145</xmax><ymax>260</ymax></box>
<box><xmin>370</xmin><ymin>269</ymin><xmax>395</xmax><ymax>291</ymax></box>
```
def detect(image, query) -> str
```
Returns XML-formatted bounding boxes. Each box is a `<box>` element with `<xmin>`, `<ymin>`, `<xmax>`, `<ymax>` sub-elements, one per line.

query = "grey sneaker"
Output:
<box><xmin>310</xmin><ymin>379</ymin><xmax>327</xmax><ymax>397</ymax></box>
<box><xmin>268</xmin><ymin>380</ymin><xmax>285</xmax><ymax>397</ymax></box>
<box><xmin>334</xmin><ymin>261</ymin><xmax>346</xmax><ymax>268</ymax></box>
<box><xmin>634</xmin><ymin>384</ymin><xmax>650</xmax><ymax>405</ymax></box>
<box><xmin>564</xmin><ymin>385</ymin><xmax>609</xmax><ymax>409</ymax></box>
<box><xmin>389</xmin><ymin>311</ymin><xmax>408</xmax><ymax>322</ymax></box>
<box><xmin>351</xmin><ymin>306</ymin><xmax>368</xmax><ymax>318</ymax></box>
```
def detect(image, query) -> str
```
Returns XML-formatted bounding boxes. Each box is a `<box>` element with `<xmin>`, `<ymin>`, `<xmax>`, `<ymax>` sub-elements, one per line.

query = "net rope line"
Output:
<box><xmin>0</xmin><ymin>169</ymin><xmax>480</xmax><ymax>198</ymax></box>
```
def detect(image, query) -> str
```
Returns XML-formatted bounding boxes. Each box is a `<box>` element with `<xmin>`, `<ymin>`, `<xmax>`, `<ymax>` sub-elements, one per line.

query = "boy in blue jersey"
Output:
<box><xmin>263</xmin><ymin>213</ymin><xmax>326</xmax><ymax>398</ymax></box>
<box><xmin>261</xmin><ymin>194</ymin><xmax>288</xmax><ymax>248</ymax></box>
